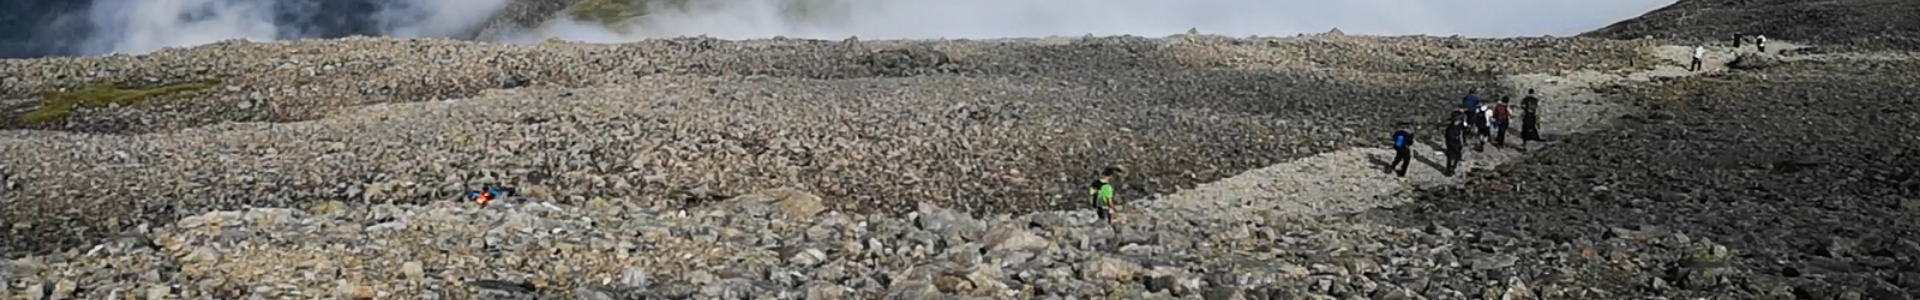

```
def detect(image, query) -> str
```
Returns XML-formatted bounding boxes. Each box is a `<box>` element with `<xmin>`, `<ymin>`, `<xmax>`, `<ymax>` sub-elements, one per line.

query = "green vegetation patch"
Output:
<box><xmin>565</xmin><ymin>0</ymin><xmax>643</xmax><ymax>28</ymax></box>
<box><xmin>24</xmin><ymin>81</ymin><xmax>216</xmax><ymax>123</ymax></box>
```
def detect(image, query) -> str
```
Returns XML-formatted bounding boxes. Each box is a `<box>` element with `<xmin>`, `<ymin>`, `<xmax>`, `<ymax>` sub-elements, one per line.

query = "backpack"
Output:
<box><xmin>1493</xmin><ymin>104</ymin><xmax>1511</xmax><ymax>121</ymax></box>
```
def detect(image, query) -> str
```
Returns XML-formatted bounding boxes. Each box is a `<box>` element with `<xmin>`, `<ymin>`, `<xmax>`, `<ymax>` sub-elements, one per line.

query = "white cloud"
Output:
<box><xmin>72</xmin><ymin>0</ymin><xmax>1675</xmax><ymax>55</ymax></box>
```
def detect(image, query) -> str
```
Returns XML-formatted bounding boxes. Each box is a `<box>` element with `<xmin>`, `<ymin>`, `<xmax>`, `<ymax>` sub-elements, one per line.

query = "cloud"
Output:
<box><xmin>72</xmin><ymin>0</ymin><xmax>512</xmax><ymax>55</ymax></box>
<box><xmin>21</xmin><ymin>0</ymin><xmax>1674</xmax><ymax>56</ymax></box>
<box><xmin>512</xmin><ymin>0</ymin><xmax>1676</xmax><ymax>43</ymax></box>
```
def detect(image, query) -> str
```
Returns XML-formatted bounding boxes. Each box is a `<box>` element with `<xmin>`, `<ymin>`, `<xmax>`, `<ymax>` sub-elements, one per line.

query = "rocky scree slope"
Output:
<box><xmin>472</xmin><ymin>0</ymin><xmax>589</xmax><ymax>42</ymax></box>
<box><xmin>1383</xmin><ymin>57</ymin><xmax>1920</xmax><ymax>299</ymax></box>
<box><xmin>0</xmin><ymin>36</ymin><xmax>1649</xmax><ymax>257</ymax></box>
<box><xmin>0</xmin><ymin>36</ymin><xmax>1645</xmax><ymax>134</ymax></box>
<box><xmin>1</xmin><ymin>184</ymin><xmax>1760</xmax><ymax>300</ymax></box>
<box><xmin>1583</xmin><ymin>0</ymin><xmax>1920</xmax><ymax>51</ymax></box>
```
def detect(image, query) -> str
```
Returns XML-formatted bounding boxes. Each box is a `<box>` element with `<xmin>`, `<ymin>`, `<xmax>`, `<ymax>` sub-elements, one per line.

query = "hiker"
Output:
<box><xmin>465</xmin><ymin>184</ymin><xmax>523</xmax><ymax>207</ymax></box>
<box><xmin>1733</xmin><ymin>33</ymin><xmax>1743</xmax><ymax>48</ymax></box>
<box><xmin>467</xmin><ymin>190</ymin><xmax>495</xmax><ymax>207</ymax></box>
<box><xmin>1756</xmin><ymin>35</ymin><xmax>1767</xmax><ymax>52</ymax></box>
<box><xmin>1462</xmin><ymin>89</ymin><xmax>1484</xmax><ymax>115</ymax></box>
<box><xmin>1469</xmin><ymin>101</ymin><xmax>1491</xmax><ymax>152</ymax></box>
<box><xmin>1520</xmin><ymin>89</ymin><xmax>1542</xmax><ymax>145</ymax></box>
<box><xmin>1442</xmin><ymin>108</ymin><xmax>1467</xmax><ymax>176</ymax></box>
<box><xmin>1089</xmin><ymin>166</ymin><xmax>1123</xmax><ymax>223</ymax></box>
<box><xmin>1459</xmin><ymin>90</ymin><xmax>1483</xmax><ymax>146</ymax></box>
<box><xmin>1389</xmin><ymin>123</ymin><xmax>1414</xmax><ymax>177</ymax></box>
<box><xmin>1690</xmin><ymin>45</ymin><xmax>1705</xmax><ymax>71</ymax></box>
<box><xmin>1491</xmin><ymin>96</ymin><xmax>1513</xmax><ymax>147</ymax></box>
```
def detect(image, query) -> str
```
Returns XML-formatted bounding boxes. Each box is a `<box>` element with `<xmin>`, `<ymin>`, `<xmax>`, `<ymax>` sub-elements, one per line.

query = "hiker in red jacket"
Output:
<box><xmin>1491</xmin><ymin>96</ymin><xmax>1514</xmax><ymax>147</ymax></box>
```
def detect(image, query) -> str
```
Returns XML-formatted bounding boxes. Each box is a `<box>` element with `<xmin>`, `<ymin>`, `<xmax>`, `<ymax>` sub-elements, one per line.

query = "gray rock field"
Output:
<box><xmin>0</xmin><ymin>34</ymin><xmax>1648</xmax><ymax>255</ymax></box>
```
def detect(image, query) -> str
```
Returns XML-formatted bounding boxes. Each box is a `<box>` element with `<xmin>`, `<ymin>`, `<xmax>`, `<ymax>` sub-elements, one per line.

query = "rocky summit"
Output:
<box><xmin>5</xmin><ymin>0</ymin><xmax>1920</xmax><ymax>299</ymax></box>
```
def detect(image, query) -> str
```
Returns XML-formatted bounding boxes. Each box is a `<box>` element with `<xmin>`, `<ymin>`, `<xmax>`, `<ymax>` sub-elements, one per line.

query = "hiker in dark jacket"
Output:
<box><xmin>1491</xmin><ymin>97</ymin><xmax>1514</xmax><ymax>147</ymax></box>
<box><xmin>1443</xmin><ymin>106</ymin><xmax>1467</xmax><ymax>176</ymax></box>
<box><xmin>1389</xmin><ymin>124</ymin><xmax>1414</xmax><ymax>177</ymax></box>
<box><xmin>1462</xmin><ymin>89</ymin><xmax>1483</xmax><ymax>112</ymax></box>
<box><xmin>1520</xmin><ymin>89</ymin><xmax>1542</xmax><ymax>145</ymax></box>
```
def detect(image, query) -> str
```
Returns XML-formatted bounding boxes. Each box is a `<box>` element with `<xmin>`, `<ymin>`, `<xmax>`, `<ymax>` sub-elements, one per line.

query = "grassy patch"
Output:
<box><xmin>24</xmin><ymin>81</ymin><xmax>215</xmax><ymax>123</ymax></box>
<box><xmin>565</xmin><ymin>0</ymin><xmax>643</xmax><ymax>28</ymax></box>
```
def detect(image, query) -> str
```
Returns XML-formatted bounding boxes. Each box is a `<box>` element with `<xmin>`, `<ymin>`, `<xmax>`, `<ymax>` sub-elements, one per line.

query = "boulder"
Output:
<box><xmin>886</xmin><ymin>280</ymin><xmax>943</xmax><ymax>300</ymax></box>
<box><xmin>1079</xmin><ymin>257</ymin><xmax>1143</xmax><ymax>282</ymax></box>
<box><xmin>803</xmin><ymin>282</ymin><xmax>849</xmax><ymax>300</ymax></box>
<box><xmin>981</xmin><ymin>225</ymin><xmax>1053</xmax><ymax>253</ymax></box>
<box><xmin>723</xmin><ymin>188</ymin><xmax>827</xmax><ymax>220</ymax></box>
<box><xmin>1726</xmin><ymin>52</ymin><xmax>1783</xmax><ymax>70</ymax></box>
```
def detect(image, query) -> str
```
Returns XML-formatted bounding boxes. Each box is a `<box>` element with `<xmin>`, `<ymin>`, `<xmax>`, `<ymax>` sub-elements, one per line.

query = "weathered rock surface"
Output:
<box><xmin>1583</xmin><ymin>0</ymin><xmax>1920</xmax><ymax>51</ymax></box>
<box><xmin>1387</xmin><ymin>59</ymin><xmax>1920</xmax><ymax>299</ymax></box>
<box><xmin>5</xmin><ymin>1</ymin><xmax>1919</xmax><ymax>298</ymax></box>
<box><xmin>472</xmin><ymin>0</ymin><xmax>589</xmax><ymax>42</ymax></box>
<box><xmin>0</xmin><ymin>188</ymin><xmax>1783</xmax><ymax>300</ymax></box>
<box><xmin>0</xmin><ymin>35</ymin><xmax>1649</xmax><ymax>256</ymax></box>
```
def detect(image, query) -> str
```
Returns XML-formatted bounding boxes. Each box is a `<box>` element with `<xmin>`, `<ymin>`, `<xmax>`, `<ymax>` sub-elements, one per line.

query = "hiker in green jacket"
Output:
<box><xmin>1090</xmin><ymin>166</ymin><xmax>1124</xmax><ymax>222</ymax></box>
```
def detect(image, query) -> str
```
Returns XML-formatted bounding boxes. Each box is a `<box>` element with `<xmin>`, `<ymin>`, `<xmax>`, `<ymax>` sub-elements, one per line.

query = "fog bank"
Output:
<box><xmin>510</xmin><ymin>0</ymin><xmax>1674</xmax><ymax>43</ymax></box>
<box><xmin>0</xmin><ymin>0</ymin><xmax>1674</xmax><ymax>58</ymax></box>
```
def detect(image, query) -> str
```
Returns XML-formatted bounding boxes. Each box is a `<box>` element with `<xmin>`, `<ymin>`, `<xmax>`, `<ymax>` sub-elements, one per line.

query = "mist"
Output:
<box><xmin>1</xmin><ymin>0</ymin><xmax>1675</xmax><ymax>58</ymax></box>
<box><xmin>63</xmin><ymin>0</ymin><xmax>511</xmax><ymax>56</ymax></box>
<box><xmin>509</xmin><ymin>0</ymin><xmax>1676</xmax><ymax>44</ymax></box>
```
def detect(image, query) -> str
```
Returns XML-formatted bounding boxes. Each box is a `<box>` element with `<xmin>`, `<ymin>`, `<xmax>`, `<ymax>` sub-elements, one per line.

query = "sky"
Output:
<box><xmin>43</xmin><ymin>0</ymin><xmax>1678</xmax><ymax>56</ymax></box>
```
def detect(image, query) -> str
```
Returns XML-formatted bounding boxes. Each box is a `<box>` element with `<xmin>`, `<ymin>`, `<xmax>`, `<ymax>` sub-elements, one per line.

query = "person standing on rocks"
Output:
<box><xmin>1462</xmin><ymin>90</ymin><xmax>1487</xmax><ymax>148</ymax></box>
<box><xmin>1462</xmin><ymin>89</ymin><xmax>1484</xmax><ymax>119</ymax></box>
<box><xmin>1520</xmin><ymin>89</ymin><xmax>1542</xmax><ymax>145</ymax></box>
<box><xmin>1470</xmin><ymin>100</ymin><xmax>1491</xmax><ymax>152</ymax></box>
<box><xmin>1690</xmin><ymin>45</ymin><xmax>1706</xmax><ymax>71</ymax></box>
<box><xmin>1491</xmin><ymin>96</ymin><xmax>1514</xmax><ymax>147</ymax></box>
<box><xmin>1389</xmin><ymin>123</ymin><xmax>1414</xmax><ymax>177</ymax></box>
<box><xmin>1090</xmin><ymin>166</ymin><xmax>1123</xmax><ymax>223</ymax></box>
<box><xmin>1443</xmin><ymin>106</ymin><xmax>1468</xmax><ymax>176</ymax></box>
<box><xmin>1756</xmin><ymin>35</ymin><xmax>1768</xmax><ymax>53</ymax></box>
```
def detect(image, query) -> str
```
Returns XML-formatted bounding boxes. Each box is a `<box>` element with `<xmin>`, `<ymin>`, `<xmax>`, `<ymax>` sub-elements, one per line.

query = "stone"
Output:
<box><xmin>933</xmin><ymin>274</ymin><xmax>973</xmax><ymax>293</ymax></box>
<box><xmin>574</xmin><ymin>286</ymin><xmax>618</xmax><ymax>300</ymax></box>
<box><xmin>803</xmin><ymin>282</ymin><xmax>848</xmax><ymax>300</ymax></box>
<box><xmin>401</xmin><ymin>261</ymin><xmax>425</xmax><ymax>279</ymax></box>
<box><xmin>619</xmin><ymin>268</ymin><xmax>650</xmax><ymax>288</ymax></box>
<box><xmin>1080</xmin><ymin>257</ymin><xmax>1143</xmax><ymax>282</ymax></box>
<box><xmin>52</xmin><ymin>279</ymin><xmax>76</xmax><ymax>299</ymax></box>
<box><xmin>766</xmin><ymin>188</ymin><xmax>828</xmax><ymax>220</ymax></box>
<box><xmin>147</xmin><ymin>284</ymin><xmax>172</xmax><ymax>300</ymax></box>
<box><xmin>785</xmin><ymin>247</ymin><xmax>828</xmax><ymax>267</ymax></box>
<box><xmin>966</xmin><ymin>265</ymin><xmax>1011</xmax><ymax>296</ymax></box>
<box><xmin>981</xmin><ymin>225</ymin><xmax>1052</xmax><ymax>253</ymax></box>
<box><xmin>944</xmin><ymin>243</ymin><xmax>984</xmax><ymax>266</ymax></box>
<box><xmin>887</xmin><ymin>280</ymin><xmax>942</xmax><ymax>300</ymax></box>
<box><xmin>1727</xmin><ymin>52</ymin><xmax>1783</xmax><ymax>70</ymax></box>
<box><xmin>1469</xmin><ymin>254</ymin><xmax>1518</xmax><ymax>271</ymax></box>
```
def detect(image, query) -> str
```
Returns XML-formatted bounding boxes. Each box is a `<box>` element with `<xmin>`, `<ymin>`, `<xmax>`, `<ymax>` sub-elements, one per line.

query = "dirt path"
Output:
<box><xmin>1133</xmin><ymin>41</ymin><xmax>1830</xmax><ymax>223</ymax></box>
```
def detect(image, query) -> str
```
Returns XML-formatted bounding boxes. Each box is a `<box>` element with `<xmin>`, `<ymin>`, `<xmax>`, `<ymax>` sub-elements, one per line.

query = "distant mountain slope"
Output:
<box><xmin>1583</xmin><ymin>0</ymin><xmax>1920</xmax><ymax>50</ymax></box>
<box><xmin>472</xmin><ymin>0</ymin><xmax>585</xmax><ymax>41</ymax></box>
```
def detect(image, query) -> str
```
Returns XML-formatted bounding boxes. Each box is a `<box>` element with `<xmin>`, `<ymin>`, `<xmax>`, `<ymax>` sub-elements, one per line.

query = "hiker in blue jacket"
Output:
<box><xmin>1462</xmin><ymin>89</ymin><xmax>1484</xmax><ymax>115</ymax></box>
<box><xmin>1461</xmin><ymin>89</ymin><xmax>1484</xmax><ymax>142</ymax></box>
<box><xmin>1388</xmin><ymin>123</ymin><xmax>1414</xmax><ymax>177</ymax></box>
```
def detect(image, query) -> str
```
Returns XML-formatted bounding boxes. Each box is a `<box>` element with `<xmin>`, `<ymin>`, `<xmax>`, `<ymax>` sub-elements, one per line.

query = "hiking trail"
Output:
<box><xmin>1131</xmin><ymin>41</ymin><xmax>1833</xmax><ymax>223</ymax></box>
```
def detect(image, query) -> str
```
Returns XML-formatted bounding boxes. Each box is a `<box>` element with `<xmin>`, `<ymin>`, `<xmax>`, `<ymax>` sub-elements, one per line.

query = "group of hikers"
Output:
<box><xmin>1386</xmin><ymin>88</ymin><xmax>1543</xmax><ymax>178</ymax></box>
<box><xmin>450</xmin><ymin>92</ymin><xmax>1548</xmax><ymax>225</ymax></box>
<box><xmin>1081</xmin><ymin>88</ymin><xmax>1549</xmax><ymax>224</ymax></box>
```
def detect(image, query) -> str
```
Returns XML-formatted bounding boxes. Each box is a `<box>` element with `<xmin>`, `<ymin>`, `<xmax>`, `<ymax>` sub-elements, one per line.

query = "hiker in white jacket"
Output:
<box><xmin>1690</xmin><ymin>46</ymin><xmax>1706</xmax><ymax>71</ymax></box>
